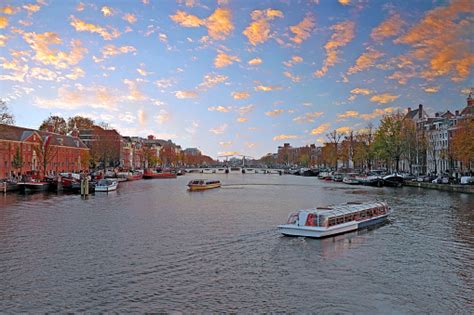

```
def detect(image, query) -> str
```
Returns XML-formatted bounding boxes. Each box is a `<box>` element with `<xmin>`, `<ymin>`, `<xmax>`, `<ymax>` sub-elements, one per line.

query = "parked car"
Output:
<box><xmin>460</xmin><ymin>176</ymin><xmax>474</xmax><ymax>185</ymax></box>
<box><xmin>401</xmin><ymin>173</ymin><xmax>416</xmax><ymax>181</ymax></box>
<box><xmin>432</xmin><ymin>176</ymin><xmax>449</xmax><ymax>184</ymax></box>
<box><xmin>417</xmin><ymin>175</ymin><xmax>436</xmax><ymax>182</ymax></box>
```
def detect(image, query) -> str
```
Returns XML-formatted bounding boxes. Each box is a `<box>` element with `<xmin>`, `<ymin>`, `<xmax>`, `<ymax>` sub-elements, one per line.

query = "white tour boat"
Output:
<box><xmin>95</xmin><ymin>179</ymin><xmax>119</xmax><ymax>192</ymax></box>
<box><xmin>278</xmin><ymin>201</ymin><xmax>390</xmax><ymax>238</ymax></box>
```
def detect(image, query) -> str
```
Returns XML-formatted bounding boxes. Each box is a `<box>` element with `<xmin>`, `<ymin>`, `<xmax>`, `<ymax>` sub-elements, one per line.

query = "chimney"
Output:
<box><xmin>148</xmin><ymin>135</ymin><xmax>155</xmax><ymax>140</ymax></box>
<box><xmin>407</xmin><ymin>107</ymin><xmax>411</xmax><ymax>113</ymax></box>
<box><xmin>455</xmin><ymin>110</ymin><xmax>459</xmax><ymax>116</ymax></box>
<box><xmin>435</xmin><ymin>112</ymin><xmax>439</xmax><ymax>117</ymax></box>
<box><xmin>418</xmin><ymin>104</ymin><xmax>423</xmax><ymax>119</ymax></box>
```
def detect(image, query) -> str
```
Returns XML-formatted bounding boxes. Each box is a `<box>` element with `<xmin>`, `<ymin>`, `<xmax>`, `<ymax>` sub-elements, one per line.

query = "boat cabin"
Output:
<box><xmin>287</xmin><ymin>202</ymin><xmax>389</xmax><ymax>228</ymax></box>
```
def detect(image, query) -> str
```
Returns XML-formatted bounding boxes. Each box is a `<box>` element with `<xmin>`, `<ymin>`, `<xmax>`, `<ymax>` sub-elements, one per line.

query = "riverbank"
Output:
<box><xmin>404</xmin><ymin>181</ymin><xmax>474</xmax><ymax>194</ymax></box>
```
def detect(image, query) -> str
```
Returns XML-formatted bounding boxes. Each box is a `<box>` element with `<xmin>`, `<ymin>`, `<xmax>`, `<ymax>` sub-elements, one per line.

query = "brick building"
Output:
<box><xmin>0</xmin><ymin>124</ymin><xmax>89</xmax><ymax>179</ymax></box>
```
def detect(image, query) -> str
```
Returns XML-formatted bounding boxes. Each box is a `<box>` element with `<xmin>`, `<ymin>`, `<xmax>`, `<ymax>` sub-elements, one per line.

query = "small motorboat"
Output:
<box><xmin>95</xmin><ymin>179</ymin><xmax>119</xmax><ymax>192</ymax></box>
<box><xmin>187</xmin><ymin>179</ymin><xmax>221</xmax><ymax>191</ymax></box>
<box><xmin>278</xmin><ymin>201</ymin><xmax>390</xmax><ymax>238</ymax></box>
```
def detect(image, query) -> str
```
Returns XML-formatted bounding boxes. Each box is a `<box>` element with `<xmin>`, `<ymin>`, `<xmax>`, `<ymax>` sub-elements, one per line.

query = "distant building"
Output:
<box><xmin>0</xmin><ymin>124</ymin><xmax>89</xmax><ymax>179</ymax></box>
<box><xmin>78</xmin><ymin>125</ymin><xmax>123</xmax><ymax>168</ymax></box>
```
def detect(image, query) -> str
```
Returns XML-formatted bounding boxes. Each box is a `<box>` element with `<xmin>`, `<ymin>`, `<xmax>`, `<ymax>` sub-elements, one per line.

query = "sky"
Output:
<box><xmin>0</xmin><ymin>0</ymin><xmax>473</xmax><ymax>159</ymax></box>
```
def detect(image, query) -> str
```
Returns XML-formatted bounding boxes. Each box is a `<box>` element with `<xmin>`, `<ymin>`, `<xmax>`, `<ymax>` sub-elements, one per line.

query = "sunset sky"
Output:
<box><xmin>1</xmin><ymin>0</ymin><xmax>473</xmax><ymax>158</ymax></box>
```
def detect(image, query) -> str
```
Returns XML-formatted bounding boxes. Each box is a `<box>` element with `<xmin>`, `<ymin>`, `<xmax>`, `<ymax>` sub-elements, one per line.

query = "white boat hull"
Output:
<box><xmin>278</xmin><ymin>214</ymin><xmax>389</xmax><ymax>238</ymax></box>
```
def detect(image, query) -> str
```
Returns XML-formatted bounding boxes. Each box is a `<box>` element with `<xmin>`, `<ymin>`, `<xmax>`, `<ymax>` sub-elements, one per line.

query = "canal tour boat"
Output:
<box><xmin>95</xmin><ymin>179</ymin><xmax>118</xmax><ymax>192</ymax></box>
<box><xmin>187</xmin><ymin>179</ymin><xmax>221</xmax><ymax>191</ymax></box>
<box><xmin>278</xmin><ymin>201</ymin><xmax>390</xmax><ymax>238</ymax></box>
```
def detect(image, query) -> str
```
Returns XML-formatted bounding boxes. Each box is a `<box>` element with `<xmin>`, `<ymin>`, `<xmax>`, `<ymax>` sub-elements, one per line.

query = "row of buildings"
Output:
<box><xmin>266</xmin><ymin>93</ymin><xmax>474</xmax><ymax>175</ymax></box>
<box><xmin>0</xmin><ymin>123</ymin><xmax>212</xmax><ymax>180</ymax></box>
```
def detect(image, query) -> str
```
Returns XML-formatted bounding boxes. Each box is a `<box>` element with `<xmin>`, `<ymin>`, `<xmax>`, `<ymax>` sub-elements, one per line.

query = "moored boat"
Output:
<box><xmin>1</xmin><ymin>181</ymin><xmax>20</xmax><ymax>193</ymax></box>
<box><xmin>383</xmin><ymin>173</ymin><xmax>404</xmax><ymax>187</ymax></box>
<box><xmin>278</xmin><ymin>201</ymin><xmax>390</xmax><ymax>238</ymax></box>
<box><xmin>127</xmin><ymin>171</ymin><xmax>143</xmax><ymax>181</ymax></box>
<box><xmin>187</xmin><ymin>179</ymin><xmax>221</xmax><ymax>191</ymax></box>
<box><xmin>18</xmin><ymin>181</ymin><xmax>51</xmax><ymax>192</ymax></box>
<box><xmin>95</xmin><ymin>179</ymin><xmax>118</xmax><ymax>192</ymax></box>
<box><xmin>143</xmin><ymin>169</ymin><xmax>177</xmax><ymax>179</ymax></box>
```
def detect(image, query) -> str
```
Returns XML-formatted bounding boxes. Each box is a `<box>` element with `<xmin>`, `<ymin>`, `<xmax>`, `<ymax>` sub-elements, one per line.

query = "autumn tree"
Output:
<box><xmin>39</xmin><ymin>116</ymin><xmax>68</xmax><ymax>134</ymax></box>
<box><xmin>33</xmin><ymin>135</ymin><xmax>58</xmax><ymax>179</ymax></box>
<box><xmin>451</xmin><ymin>117</ymin><xmax>474</xmax><ymax>172</ymax></box>
<box><xmin>353</xmin><ymin>123</ymin><xmax>376</xmax><ymax>171</ymax></box>
<box><xmin>12</xmin><ymin>146</ymin><xmax>23</xmax><ymax>172</ymax></box>
<box><xmin>0</xmin><ymin>99</ymin><xmax>14</xmax><ymax>125</ymax></box>
<box><xmin>68</xmin><ymin>116</ymin><xmax>94</xmax><ymax>131</ymax></box>
<box><xmin>373</xmin><ymin>112</ymin><xmax>407</xmax><ymax>172</ymax></box>
<box><xmin>326</xmin><ymin>130</ymin><xmax>345</xmax><ymax>170</ymax></box>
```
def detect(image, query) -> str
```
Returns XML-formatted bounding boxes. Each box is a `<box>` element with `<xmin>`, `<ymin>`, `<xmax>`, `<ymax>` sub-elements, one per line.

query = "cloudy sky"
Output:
<box><xmin>1</xmin><ymin>0</ymin><xmax>472</xmax><ymax>158</ymax></box>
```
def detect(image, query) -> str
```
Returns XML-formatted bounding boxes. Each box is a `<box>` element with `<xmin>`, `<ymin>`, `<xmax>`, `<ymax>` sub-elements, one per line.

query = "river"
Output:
<box><xmin>1</xmin><ymin>174</ymin><xmax>473</xmax><ymax>313</ymax></box>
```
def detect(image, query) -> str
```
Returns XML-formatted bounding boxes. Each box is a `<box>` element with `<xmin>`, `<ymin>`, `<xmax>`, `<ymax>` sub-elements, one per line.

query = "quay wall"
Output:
<box><xmin>404</xmin><ymin>181</ymin><xmax>474</xmax><ymax>194</ymax></box>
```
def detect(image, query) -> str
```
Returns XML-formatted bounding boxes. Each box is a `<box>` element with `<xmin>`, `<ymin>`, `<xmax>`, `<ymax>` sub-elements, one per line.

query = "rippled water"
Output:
<box><xmin>1</xmin><ymin>174</ymin><xmax>473</xmax><ymax>313</ymax></box>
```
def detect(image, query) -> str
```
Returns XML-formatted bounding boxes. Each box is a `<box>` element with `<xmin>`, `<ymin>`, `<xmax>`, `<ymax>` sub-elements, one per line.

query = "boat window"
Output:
<box><xmin>328</xmin><ymin>218</ymin><xmax>336</xmax><ymax>227</ymax></box>
<box><xmin>305</xmin><ymin>213</ymin><xmax>317</xmax><ymax>226</ymax></box>
<box><xmin>344</xmin><ymin>214</ymin><xmax>351</xmax><ymax>222</ymax></box>
<box><xmin>336</xmin><ymin>216</ymin><xmax>344</xmax><ymax>224</ymax></box>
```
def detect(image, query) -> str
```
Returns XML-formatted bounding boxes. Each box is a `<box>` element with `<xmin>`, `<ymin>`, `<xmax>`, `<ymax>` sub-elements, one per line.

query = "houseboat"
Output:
<box><xmin>278</xmin><ymin>201</ymin><xmax>390</xmax><ymax>238</ymax></box>
<box><xmin>383</xmin><ymin>174</ymin><xmax>404</xmax><ymax>187</ymax></box>
<box><xmin>143</xmin><ymin>169</ymin><xmax>177</xmax><ymax>179</ymax></box>
<box><xmin>18</xmin><ymin>181</ymin><xmax>51</xmax><ymax>192</ymax></box>
<box><xmin>187</xmin><ymin>179</ymin><xmax>221</xmax><ymax>191</ymax></box>
<box><xmin>95</xmin><ymin>179</ymin><xmax>118</xmax><ymax>192</ymax></box>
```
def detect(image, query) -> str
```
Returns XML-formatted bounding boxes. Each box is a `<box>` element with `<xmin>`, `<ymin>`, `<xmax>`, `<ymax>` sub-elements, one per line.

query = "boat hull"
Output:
<box><xmin>143</xmin><ymin>173</ymin><xmax>177</xmax><ymax>179</ymax></box>
<box><xmin>279</xmin><ymin>214</ymin><xmax>389</xmax><ymax>238</ymax></box>
<box><xmin>188</xmin><ymin>183</ymin><xmax>221</xmax><ymax>191</ymax></box>
<box><xmin>18</xmin><ymin>182</ymin><xmax>51</xmax><ymax>192</ymax></box>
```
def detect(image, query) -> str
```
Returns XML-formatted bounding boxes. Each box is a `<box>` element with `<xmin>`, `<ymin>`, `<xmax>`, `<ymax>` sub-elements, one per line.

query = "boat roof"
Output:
<box><xmin>300</xmin><ymin>201</ymin><xmax>387</xmax><ymax>218</ymax></box>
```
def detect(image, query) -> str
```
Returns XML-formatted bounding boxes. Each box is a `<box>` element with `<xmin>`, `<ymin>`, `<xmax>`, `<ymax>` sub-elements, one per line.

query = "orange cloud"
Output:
<box><xmin>371</xmin><ymin>14</ymin><xmax>403</xmax><ymax>41</ymax></box>
<box><xmin>0</xmin><ymin>16</ymin><xmax>8</xmax><ymax>28</ymax></box>
<box><xmin>283</xmin><ymin>55</ymin><xmax>303</xmax><ymax>67</ymax></box>
<box><xmin>289</xmin><ymin>14</ymin><xmax>315</xmax><ymax>44</ymax></box>
<box><xmin>101</xmin><ymin>6</ymin><xmax>114</xmax><ymax>16</ymax></box>
<box><xmin>248</xmin><ymin>57</ymin><xmax>262</xmax><ymax>65</ymax></box>
<box><xmin>214</xmin><ymin>52</ymin><xmax>240</xmax><ymax>68</ymax></box>
<box><xmin>209</xmin><ymin>124</ymin><xmax>228</xmax><ymax>135</ymax></box>
<box><xmin>65</xmin><ymin>67</ymin><xmax>85</xmax><ymax>80</ymax></box>
<box><xmin>170</xmin><ymin>8</ymin><xmax>233</xmax><ymax>40</ymax></box>
<box><xmin>265</xmin><ymin>109</ymin><xmax>284</xmax><ymax>117</ymax></box>
<box><xmin>347</xmin><ymin>47</ymin><xmax>384</xmax><ymax>75</ymax></box>
<box><xmin>175</xmin><ymin>90</ymin><xmax>198</xmax><ymax>99</ymax></box>
<box><xmin>359</xmin><ymin>107</ymin><xmax>398</xmax><ymax>120</ymax></box>
<box><xmin>29</xmin><ymin>67</ymin><xmax>58</xmax><ymax>81</ymax></box>
<box><xmin>283</xmin><ymin>71</ymin><xmax>301</xmax><ymax>83</ymax></box>
<box><xmin>198</xmin><ymin>73</ymin><xmax>228</xmax><ymax>90</ymax></box>
<box><xmin>243</xmin><ymin>8</ymin><xmax>283</xmax><ymax>46</ymax></box>
<box><xmin>0</xmin><ymin>35</ymin><xmax>8</xmax><ymax>46</ymax></box>
<box><xmin>208</xmin><ymin>106</ymin><xmax>231</xmax><ymax>112</ymax></box>
<box><xmin>22</xmin><ymin>32</ymin><xmax>87</xmax><ymax>69</ymax></box>
<box><xmin>350</xmin><ymin>88</ymin><xmax>373</xmax><ymax>95</ymax></box>
<box><xmin>394</xmin><ymin>0</ymin><xmax>474</xmax><ymax>82</ymax></box>
<box><xmin>100</xmin><ymin>44</ymin><xmax>136</xmax><ymax>60</ymax></box>
<box><xmin>293</xmin><ymin>112</ymin><xmax>324</xmax><ymax>123</ymax></box>
<box><xmin>232</xmin><ymin>91</ymin><xmax>250</xmax><ymax>100</ymax></box>
<box><xmin>336</xmin><ymin>126</ymin><xmax>351</xmax><ymax>133</ymax></box>
<box><xmin>123</xmin><ymin>13</ymin><xmax>137</xmax><ymax>24</ymax></box>
<box><xmin>237</xmin><ymin>117</ymin><xmax>248</xmax><ymax>123</ymax></box>
<box><xmin>23</xmin><ymin>4</ymin><xmax>40</xmax><ymax>14</ymax></box>
<box><xmin>314</xmin><ymin>21</ymin><xmax>355</xmax><ymax>78</ymax></box>
<box><xmin>310</xmin><ymin>123</ymin><xmax>330</xmax><ymax>135</ymax></box>
<box><xmin>123</xmin><ymin>79</ymin><xmax>147</xmax><ymax>101</ymax></box>
<box><xmin>273</xmin><ymin>134</ymin><xmax>297</xmax><ymax>141</ymax></box>
<box><xmin>337</xmin><ymin>110</ymin><xmax>359</xmax><ymax>120</ymax></box>
<box><xmin>254</xmin><ymin>84</ymin><xmax>283</xmax><ymax>92</ymax></box>
<box><xmin>423</xmin><ymin>86</ymin><xmax>439</xmax><ymax>93</ymax></box>
<box><xmin>1</xmin><ymin>5</ymin><xmax>17</xmax><ymax>14</ymax></box>
<box><xmin>70</xmin><ymin>16</ymin><xmax>120</xmax><ymax>40</ymax></box>
<box><xmin>238</xmin><ymin>104</ymin><xmax>255</xmax><ymax>115</ymax></box>
<box><xmin>219</xmin><ymin>141</ymin><xmax>233</xmax><ymax>147</ymax></box>
<box><xmin>338</xmin><ymin>0</ymin><xmax>350</xmax><ymax>5</ymax></box>
<box><xmin>370</xmin><ymin>93</ymin><xmax>399</xmax><ymax>104</ymax></box>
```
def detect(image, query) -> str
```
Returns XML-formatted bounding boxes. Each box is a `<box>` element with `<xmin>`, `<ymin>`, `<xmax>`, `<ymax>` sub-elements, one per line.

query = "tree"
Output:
<box><xmin>33</xmin><ymin>135</ymin><xmax>58</xmax><ymax>179</ymax></box>
<box><xmin>326</xmin><ymin>130</ymin><xmax>345</xmax><ymax>170</ymax></box>
<box><xmin>451</xmin><ymin>117</ymin><xmax>474</xmax><ymax>172</ymax></box>
<box><xmin>67</xmin><ymin>116</ymin><xmax>94</xmax><ymax>132</ymax></box>
<box><xmin>373</xmin><ymin>112</ymin><xmax>407</xmax><ymax>172</ymax></box>
<box><xmin>353</xmin><ymin>123</ymin><xmax>375</xmax><ymax>171</ymax></box>
<box><xmin>0</xmin><ymin>99</ymin><xmax>14</xmax><ymax>125</ymax></box>
<box><xmin>39</xmin><ymin>116</ymin><xmax>68</xmax><ymax>134</ymax></box>
<box><xmin>12</xmin><ymin>146</ymin><xmax>23</xmax><ymax>171</ymax></box>
<box><xmin>298</xmin><ymin>153</ymin><xmax>310</xmax><ymax>167</ymax></box>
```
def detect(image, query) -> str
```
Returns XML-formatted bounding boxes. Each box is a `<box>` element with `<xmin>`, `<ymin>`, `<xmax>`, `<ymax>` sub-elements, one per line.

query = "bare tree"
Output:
<box><xmin>0</xmin><ymin>99</ymin><xmax>15</xmax><ymax>125</ymax></box>
<box><xmin>326</xmin><ymin>130</ymin><xmax>346</xmax><ymax>171</ymax></box>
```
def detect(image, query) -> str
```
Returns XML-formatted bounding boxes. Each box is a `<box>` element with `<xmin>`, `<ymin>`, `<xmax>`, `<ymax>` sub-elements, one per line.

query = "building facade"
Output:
<box><xmin>0</xmin><ymin>124</ymin><xmax>89</xmax><ymax>179</ymax></box>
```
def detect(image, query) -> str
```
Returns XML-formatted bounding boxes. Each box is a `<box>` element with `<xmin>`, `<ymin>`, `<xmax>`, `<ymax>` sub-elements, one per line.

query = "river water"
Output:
<box><xmin>1</xmin><ymin>174</ymin><xmax>473</xmax><ymax>313</ymax></box>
